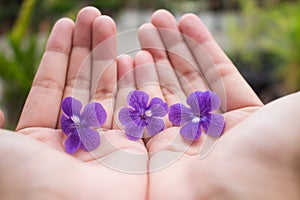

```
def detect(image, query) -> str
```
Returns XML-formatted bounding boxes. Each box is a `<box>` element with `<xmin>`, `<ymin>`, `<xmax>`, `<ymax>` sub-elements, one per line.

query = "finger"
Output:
<box><xmin>138</xmin><ymin>23</ymin><xmax>186</xmax><ymax>106</ymax></box>
<box><xmin>16</xmin><ymin>18</ymin><xmax>74</xmax><ymax>131</ymax></box>
<box><xmin>62</xmin><ymin>7</ymin><xmax>101</xmax><ymax>105</ymax></box>
<box><xmin>134</xmin><ymin>51</ymin><xmax>164</xmax><ymax>99</ymax></box>
<box><xmin>134</xmin><ymin>51</ymin><xmax>170</xmax><ymax>137</ymax></box>
<box><xmin>151</xmin><ymin>10</ymin><xmax>209</xmax><ymax>95</ymax></box>
<box><xmin>178</xmin><ymin>14</ymin><xmax>263</xmax><ymax>111</ymax></box>
<box><xmin>113</xmin><ymin>55</ymin><xmax>135</xmax><ymax>129</ymax></box>
<box><xmin>91</xmin><ymin>15</ymin><xmax>117</xmax><ymax>129</ymax></box>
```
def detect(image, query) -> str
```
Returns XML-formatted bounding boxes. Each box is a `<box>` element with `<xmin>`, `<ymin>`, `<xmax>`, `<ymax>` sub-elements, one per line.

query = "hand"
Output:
<box><xmin>137</xmin><ymin>10</ymin><xmax>300</xmax><ymax>199</ymax></box>
<box><xmin>0</xmin><ymin>7</ymin><xmax>147</xmax><ymax>200</ymax></box>
<box><xmin>1</xmin><ymin>7</ymin><xmax>299</xmax><ymax>200</ymax></box>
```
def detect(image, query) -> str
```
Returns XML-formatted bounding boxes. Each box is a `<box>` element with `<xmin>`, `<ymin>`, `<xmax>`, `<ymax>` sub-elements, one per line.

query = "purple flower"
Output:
<box><xmin>119</xmin><ymin>90</ymin><xmax>168</xmax><ymax>140</ymax></box>
<box><xmin>169</xmin><ymin>91</ymin><xmax>225</xmax><ymax>140</ymax></box>
<box><xmin>61</xmin><ymin>97</ymin><xmax>106</xmax><ymax>154</ymax></box>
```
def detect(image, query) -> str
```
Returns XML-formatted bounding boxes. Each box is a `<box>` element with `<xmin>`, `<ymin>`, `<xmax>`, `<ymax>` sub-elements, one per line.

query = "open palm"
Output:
<box><xmin>1</xmin><ymin>7</ymin><xmax>299</xmax><ymax>200</ymax></box>
<box><xmin>0</xmin><ymin>7</ymin><xmax>147</xmax><ymax>200</ymax></box>
<box><xmin>137</xmin><ymin>10</ymin><xmax>300</xmax><ymax>199</ymax></box>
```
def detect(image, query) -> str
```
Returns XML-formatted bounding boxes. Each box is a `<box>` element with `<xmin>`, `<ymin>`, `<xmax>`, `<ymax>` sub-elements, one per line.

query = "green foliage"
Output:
<box><xmin>284</xmin><ymin>4</ymin><xmax>300</xmax><ymax>91</ymax></box>
<box><xmin>10</xmin><ymin>0</ymin><xmax>37</xmax><ymax>46</ymax></box>
<box><xmin>227</xmin><ymin>0</ymin><xmax>300</xmax><ymax>93</ymax></box>
<box><xmin>0</xmin><ymin>0</ymin><xmax>41</xmax><ymax>129</ymax></box>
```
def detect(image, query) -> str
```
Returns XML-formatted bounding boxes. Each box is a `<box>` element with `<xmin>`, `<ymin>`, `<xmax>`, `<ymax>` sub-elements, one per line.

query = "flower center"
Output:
<box><xmin>139</xmin><ymin>110</ymin><xmax>152</xmax><ymax>120</ymax></box>
<box><xmin>192</xmin><ymin>116</ymin><xmax>200</xmax><ymax>123</ymax></box>
<box><xmin>145</xmin><ymin>110</ymin><xmax>153</xmax><ymax>117</ymax></box>
<box><xmin>71</xmin><ymin>115</ymin><xmax>81</xmax><ymax>124</ymax></box>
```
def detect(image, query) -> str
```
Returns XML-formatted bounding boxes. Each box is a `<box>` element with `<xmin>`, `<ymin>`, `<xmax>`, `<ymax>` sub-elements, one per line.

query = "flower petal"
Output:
<box><xmin>146</xmin><ymin>118</ymin><xmax>165</xmax><ymax>136</ymax></box>
<box><xmin>147</xmin><ymin>97</ymin><xmax>168</xmax><ymax>117</ymax></box>
<box><xmin>124</xmin><ymin>123</ymin><xmax>144</xmax><ymax>141</ymax></box>
<box><xmin>180</xmin><ymin>121</ymin><xmax>201</xmax><ymax>140</ymax></box>
<box><xmin>61</xmin><ymin>97</ymin><xmax>82</xmax><ymax>117</ymax></box>
<box><xmin>127</xmin><ymin>90</ymin><xmax>149</xmax><ymax>111</ymax></box>
<box><xmin>209</xmin><ymin>92</ymin><xmax>221</xmax><ymax>111</ymax></box>
<box><xmin>169</xmin><ymin>103</ymin><xmax>194</xmax><ymax>126</ymax></box>
<box><xmin>202</xmin><ymin>113</ymin><xmax>225</xmax><ymax>137</ymax></box>
<box><xmin>81</xmin><ymin>102</ymin><xmax>107</xmax><ymax>128</ymax></box>
<box><xmin>78</xmin><ymin>128</ymin><xmax>100</xmax><ymax>151</ymax></box>
<box><xmin>65</xmin><ymin>133</ymin><xmax>81</xmax><ymax>154</ymax></box>
<box><xmin>119</xmin><ymin>107</ymin><xmax>140</xmax><ymax>126</ymax></box>
<box><xmin>61</xmin><ymin>114</ymin><xmax>75</xmax><ymax>136</ymax></box>
<box><xmin>186</xmin><ymin>91</ymin><xmax>202</xmax><ymax>114</ymax></box>
<box><xmin>200</xmin><ymin>115</ymin><xmax>211</xmax><ymax>133</ymax></box>
<box><xmin>196</xmin><ymin>91</ymin><xmax>221</xmax><ymax>114</ymax></box>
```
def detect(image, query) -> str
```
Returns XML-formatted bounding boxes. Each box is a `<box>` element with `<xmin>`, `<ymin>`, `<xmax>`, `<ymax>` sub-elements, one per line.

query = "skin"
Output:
<box><xmin>138</xmin><ymin>10</ymin><xmax>300</xmax><ymax>199</ymax></box>
<box><xmin>0</xmin><ymin>7</ymin><xmax>147</xmax><ymax>200</ymax></box>
<box><xmin>0</xmin><ymin>7</ymin><xmax>299</xmax><ymax>200</ymax></box>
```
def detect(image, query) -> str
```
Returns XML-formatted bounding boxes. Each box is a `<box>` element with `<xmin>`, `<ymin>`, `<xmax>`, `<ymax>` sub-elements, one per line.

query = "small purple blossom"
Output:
<box><xmin>169</xmin><ymin>90</ymin><xmax>225</xmax><ymax>140</ymax></box>
<box><xmin>119</xmin><ymin>90</ymin><xmax>168</xmax><ymax>140</ymax></box>
<box><xmin>61</xmin><ymin>97</ymin><xmax>106</xmax><ymax>154</ymax></box>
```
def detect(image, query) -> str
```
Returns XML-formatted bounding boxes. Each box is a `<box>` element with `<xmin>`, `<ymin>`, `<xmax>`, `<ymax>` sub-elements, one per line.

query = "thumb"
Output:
<box><xmin>223</xmin><ymin>92</ymin><xmax>300</xmax><ymax>166</ymax></box>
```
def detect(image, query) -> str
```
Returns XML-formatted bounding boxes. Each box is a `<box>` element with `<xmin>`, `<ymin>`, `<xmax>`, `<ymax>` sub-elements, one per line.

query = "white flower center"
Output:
<box><xmin>71</xmin><ymin>115</ymin><xmax>81</xmax><ymax>124</ymax></box>
<box><xmin>145</xmin><ymin>110</ymin><xmax>153</xmax><ymax>117</ymax></box>
<box><xmin>192</xmin><ymin>116</ymin><xmax>200</xmax><ymax>123</ymax></box>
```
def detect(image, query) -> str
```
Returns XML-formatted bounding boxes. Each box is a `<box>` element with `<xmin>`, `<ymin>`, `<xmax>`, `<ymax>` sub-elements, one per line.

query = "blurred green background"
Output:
<box><xmin>0</xmin><ymin>0</ymin><xmax>299</xmax><ymax>129</ymax></box>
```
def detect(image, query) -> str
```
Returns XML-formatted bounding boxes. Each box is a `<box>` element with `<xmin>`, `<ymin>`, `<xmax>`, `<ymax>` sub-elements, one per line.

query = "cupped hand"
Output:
<box><xmin>0</xmin><ymin>7</ymin><xmax>147</xmax><ymax>200</ymax></box>
<box><xmin>1</xmin><ymin>7</ymin><xmax>299</xmax><ymax>200</ymax></box>
<box><xmin>137</xmin><ymin>10</ymin><xmax>300</xmax><ymax>200</ymax></box>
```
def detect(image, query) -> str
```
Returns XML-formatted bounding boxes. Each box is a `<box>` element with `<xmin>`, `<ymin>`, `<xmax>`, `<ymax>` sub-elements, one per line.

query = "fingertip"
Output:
<box><xmin>138</xmin><ymin>23</ymin><xmax>155</xmax><ymax>39</ymax></box>
<box><xmin>151</xmin><ymin>9</ymin><xmax>174</xmax><ymax>22</ymax></box>
<box><xmin>138</xmin><ymin>23</ymin><xmax>154</xmax><ymax>33</ymax></box>
<box><xmin>92</xmin><ymin>15</ymin><xmax>117</xmax><ymax>60</ymax></box>
<box><xmin>54</xmin><ymin>18</ymin><xmax>75</xmax><ymax>28</ymax></box>
<box><xmin>135</xmin><ymin>50</ymin><xmax>151</xmax><ymax>58</ymax></box>
<box><xmin>134</xmin><ymin>50</ymin><xmax>153</xmax><ymax>66</ymax></box>
<box><xmin>73</xmin><ymin>6</ymin><xmax>102</xmax><ymax>48</ymax></box>
<box><xmin>46</xmin><ymin>18</ymin><xmax>74</xmax><ymax>53</ymax></box>
<box><xmin>151</xmin><ymin>9</ymin><xmax>177</xmax><ymax>29</ymax></box>
<box><xmin>93</xmin><ymin>15</ymin><xmax>117</xmax><ymax>40</ymax></box>
<box><xmin>138</xmin><ymin>23</ymin><xmax>170</xmax><ymax>62</ymax></box>
<box><xmin>178</xmin><ymin>13</ymin><xmax>214</xmax><ymax>42</ymax></box>
<box><xmin>179</xmin><ymin>13</ymin><xmax>204</xmax><ymax>31</ymax></box>
<box><xmin>151</xmin><ymin>9</ymin><xmax>168</xmax><ymax>20</ymax></box>
<box><xmin>118</xmin><ymin>54</ymin><xmax>133</xmax><ymax>64</ymax></box>
<box><xmin>179</xmin><ymin>13</ymin><xmax>200</xmax><ymax>24</ymax></box>
<box><xmin>139</xmin><ymin>23</ymin><xmax>153</xmax><ymax>29</ymax></box>
<box><xmin>94</xmin><ymin>15</ymin><xmax>116</xmax><ymax>29</ymax></box>
<box><xmin>117</xmin><ymin>55</ymin><xmax>134</xmax><ymax>79</ymax></box>
<box><xmin>77</xmin><ymin>6</ymin><xmax>101</xmax><ymax>19</ymax></box>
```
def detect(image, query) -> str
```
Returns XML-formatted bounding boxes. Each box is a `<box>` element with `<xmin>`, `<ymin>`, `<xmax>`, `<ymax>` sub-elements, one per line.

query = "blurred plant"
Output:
<box><xmin>227</xmin><ymin>0</ymin><xmax>300</xmax><ymax>100</ymax></box>
<box><xmin>283</xmin><ymin>7</ymin><xmax>300</xmax><ymax>92</ymax></box>
<box><xmin>0</xmin><ymin>0</ymin><xmax>40</xmax><ymax>129</ymax></box>
<box><xmin>0</xmin><ymin>0</ymin><xmax>22</xmax><ymax>34</ymax></box>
